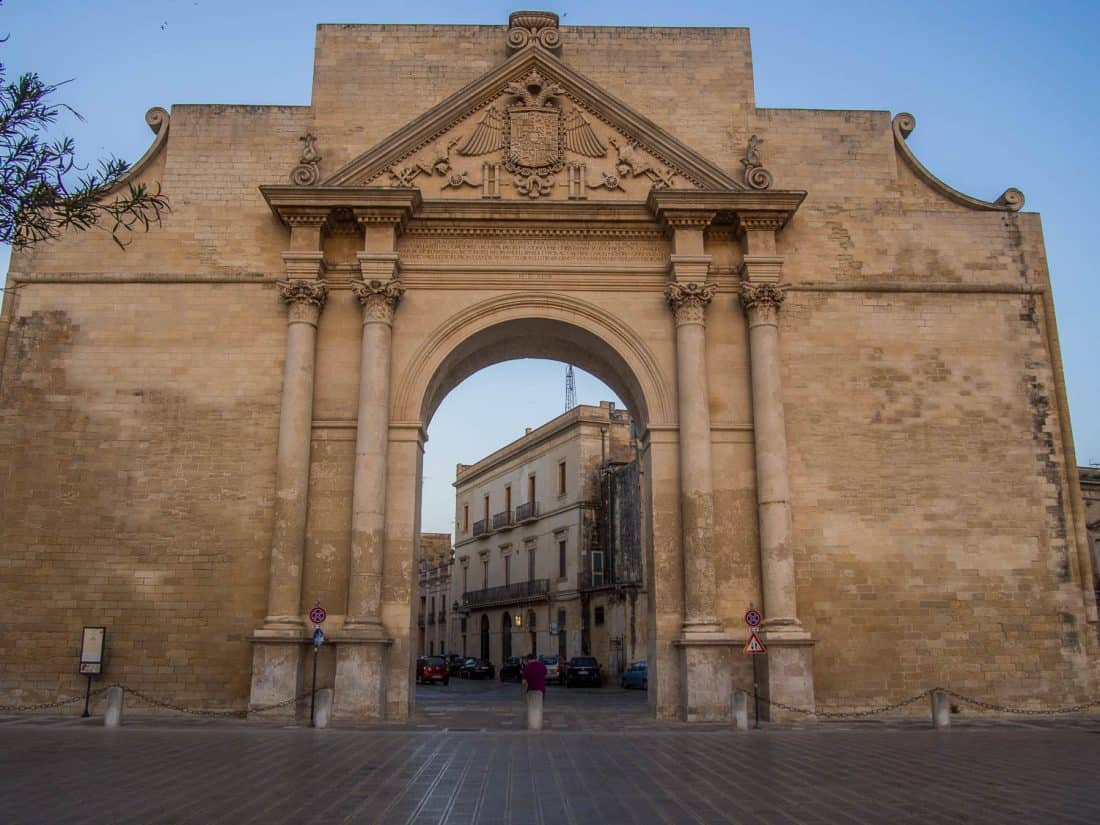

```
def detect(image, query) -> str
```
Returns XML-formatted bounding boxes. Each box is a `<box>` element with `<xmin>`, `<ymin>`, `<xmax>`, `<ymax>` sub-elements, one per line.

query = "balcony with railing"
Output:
<box><xmin>515</xmin><ymin>500</ymin><xmax>539</xmax><ymax>523</ymax></box>
<box><xmin>472</xmin><ymin>518</ymin><xmax>489</xmax><ymax>537</ymax></box>
<box><xmin>491</xmin><ymin>510</ymin><xmax>514</xmax><ymax>531</ymax></box>
<box><xmin>461</xmin><ymin>578</ymin><xmax>549</xmax><ymax>608</ymax></box>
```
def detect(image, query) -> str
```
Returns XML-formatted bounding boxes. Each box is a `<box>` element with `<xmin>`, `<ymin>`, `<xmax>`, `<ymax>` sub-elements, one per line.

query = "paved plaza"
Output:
<box><xmin>2</xmin><ymin>680</ymin><xmax>1099</xmax><ymax>824</ymax></box>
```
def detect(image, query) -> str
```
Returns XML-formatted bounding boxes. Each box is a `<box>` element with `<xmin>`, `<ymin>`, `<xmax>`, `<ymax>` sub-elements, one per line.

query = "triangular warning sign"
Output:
<box><xmin>744</xmin><ymin>632</ymin><xmax>767</xmax><ymax>654</ymax></box>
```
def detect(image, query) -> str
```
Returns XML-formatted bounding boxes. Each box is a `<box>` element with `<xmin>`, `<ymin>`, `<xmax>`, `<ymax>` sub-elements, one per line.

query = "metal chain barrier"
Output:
<box><xmin>0</xmin><ymin>685</ymin><xmax>310</xmax><ymax>719</ymax></box>
<box><xmin>736</xmin><ymin>686</ymin><xmax>934</xmax><ymax>719</ymax></box>
<box><xmin>0</xmin><ymin>687</ymin><xmax>110</xmax><ymax>713</ymax></box>
<box><xmin>120</xmin><ymin>684</ymin><xmax>312</xmax><ymax>718</ymax></box>
<box><xmin>942</xmin><ymin>688</ymin><xmax>1100</xmax><ymax>716</ymax></box>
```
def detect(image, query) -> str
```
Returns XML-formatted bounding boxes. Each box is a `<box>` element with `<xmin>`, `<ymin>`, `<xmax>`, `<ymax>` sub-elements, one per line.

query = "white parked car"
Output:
<box><xmin>539</xmin><ymin>655</ymin><xmax>563</xmax><ymax>684</ymax></box>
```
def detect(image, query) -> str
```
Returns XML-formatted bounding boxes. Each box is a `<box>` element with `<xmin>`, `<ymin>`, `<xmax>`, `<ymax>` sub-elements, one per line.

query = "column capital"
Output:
<box><xmin>739</xmin><ymin>282</ymin><xmax>786</xmax><ymax>326</ymax></box>
<box><xmin>353</xmin><ymin>207</ymin><xmax>413</xmax><ymax>234</ymax></box>
<box><xmin>735</xmin><ymin>211</ymin><xmax>787</xmax><ymax>235</ymax></box>
<box><xmin>277</xmin><ymin>278</ymin><xmax>328</xmax><ymax>326</ymax></box>
<box><xmin>351</xmin><ymin>277</ymin><xmax>405</xmax><ymax>325</ymax></box>
<box><xmin>665</xmin><ymin>280</ymin><xmax>717</xmax><ymax>325</ymax></box>
<box><xmin>281</xmin><ymin>250</ymin><xmax>327</xmax><ymax>280</ymax></box>
<box><xmin>282</xmin><ymin>209</ymin><xmax>331</xmax><ymax>229</ymax></box>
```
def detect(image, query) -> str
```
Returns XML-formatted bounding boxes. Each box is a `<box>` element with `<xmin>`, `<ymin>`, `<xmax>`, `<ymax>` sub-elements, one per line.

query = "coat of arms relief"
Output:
<box><xmin>376</xmin><ymin>68</ymin><xmax>684</xmax><ymax>200</ymax></box>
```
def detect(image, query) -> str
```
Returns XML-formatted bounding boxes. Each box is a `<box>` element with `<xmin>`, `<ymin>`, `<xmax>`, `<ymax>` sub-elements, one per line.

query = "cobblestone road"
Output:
<box><xmin>3</xmin><ymin>680</ymin><xmax>1099</xmax><ymax>824</ymax></box>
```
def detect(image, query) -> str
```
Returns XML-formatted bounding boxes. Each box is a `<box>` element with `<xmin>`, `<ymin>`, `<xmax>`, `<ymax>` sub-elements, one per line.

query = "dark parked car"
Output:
<box><xmin>500</xmin><ymin>656</ymin><xmax>523</xmax><ymax>682</ymax></box>
<box><xmin>565</xmin><ymin>656</ymin><xmax>601</xmax><ymax>687</ymax></box>
<box><xmin>621</xmin><ymin>660</ymin><xmax>647</xmax><ymax>690</ymax></box>
<box><xmin>416</xmin><ymin>656</ymin><xmax>449</xmax><ymax>685</ymax></box>
<box><xmin>447</xmin><ymin>654</ymin><xmax>465</xmax><ymax>676</ymax></box>
<box><xmin>460</xmin><ymin>658</ymin><xmax>495</xmax><ymax>679</ymax></box>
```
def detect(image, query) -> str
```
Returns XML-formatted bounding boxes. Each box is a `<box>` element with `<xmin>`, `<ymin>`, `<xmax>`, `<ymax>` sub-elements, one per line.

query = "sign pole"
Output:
<box><xmin>81</xmin><ymin>674</ymin><xmax>93</xmax><ymax>718</ymax></box>
<box><xmin>309</xmin><ymin>601</ymin><xmax>326</xmax><ymax>728</ymax></box>
<box><xmin>310</xmin><ymin>642</ymin><xmax>319</xmax><ymax>727</ymax></box>
<box><xmin>743</xmin><ymin>605</ymin><xmax>765</xmax><ymax>729</ymax></box>
<box><xmin>751</xmin><ymin>654</ymin><xmax>759</xmax><ymax>729</ymax></box>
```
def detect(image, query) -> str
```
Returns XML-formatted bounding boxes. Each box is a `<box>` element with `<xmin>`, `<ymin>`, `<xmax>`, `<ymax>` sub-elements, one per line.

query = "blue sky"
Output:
<box><xmin>1</xmin><ymin>1</ymin><xmax>1097</xmax><ymax>534</ymax></box>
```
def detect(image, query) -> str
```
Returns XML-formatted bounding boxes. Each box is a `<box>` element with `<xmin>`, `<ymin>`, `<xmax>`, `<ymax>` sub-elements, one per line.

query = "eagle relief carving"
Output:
<box><xmin>378</xmin><ymin>67</ymin><xmax>680</xmax><ymax>200</ymax></box>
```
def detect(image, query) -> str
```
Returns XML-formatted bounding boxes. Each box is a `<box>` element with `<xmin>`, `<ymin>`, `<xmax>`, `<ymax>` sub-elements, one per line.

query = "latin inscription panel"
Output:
<box><xmin>398</xmin><ymin>234</ymin><xmax>669</xmax><ymax>266</ymax></box>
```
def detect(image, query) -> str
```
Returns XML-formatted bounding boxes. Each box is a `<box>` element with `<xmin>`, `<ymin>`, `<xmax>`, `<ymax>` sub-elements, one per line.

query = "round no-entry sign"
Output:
<box><xmin>744</xmin><ymin>609</ymin><xmax>762</xmax><ymax>627</ymax></box>
<box><xmin>309</xmin><ymin>606</ymin><xmax>327</xmax><ymax>625</ymax></box>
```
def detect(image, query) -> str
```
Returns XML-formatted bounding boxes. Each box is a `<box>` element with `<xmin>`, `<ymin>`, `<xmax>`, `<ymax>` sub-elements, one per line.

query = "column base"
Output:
<box><xmin>333</xmin><ymin>635</ymin><xmax>393</xmax><ymax>720</ymax></box>
<box><xmin>248</xmin><ymin>631</ymin><xmax>307</xmax><ymax>720</ymax></box>
<box><xmin>673</xmin><ymin>632</ymin><xmax>737</xmax><ymax>722</ymax></box>
<box><xmin>759</xmin><ymin>629</ymin><xmax>815</xmax><ymax>723</ymax></box>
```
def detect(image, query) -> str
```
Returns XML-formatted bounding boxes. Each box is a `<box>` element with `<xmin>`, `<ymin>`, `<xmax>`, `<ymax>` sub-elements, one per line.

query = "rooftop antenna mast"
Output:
<box><xmin>565</xmin><ymin>364</ymin><xmax>576</xmax><ymax>411</ymax></box>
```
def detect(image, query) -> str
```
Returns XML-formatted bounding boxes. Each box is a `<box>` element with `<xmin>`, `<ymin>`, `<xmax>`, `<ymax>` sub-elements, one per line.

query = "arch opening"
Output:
<box><xmin>418</xmin><ymin>318</ymin><xmax>651</xmax><ymax>431</ymax></box>
<box><xmin>405</xmin><ymin>304</ymin><xmax>662</xmax><ymax>715</ymax></box>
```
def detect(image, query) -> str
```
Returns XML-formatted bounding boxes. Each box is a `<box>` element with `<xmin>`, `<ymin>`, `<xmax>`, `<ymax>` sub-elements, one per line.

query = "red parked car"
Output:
<box><xmin>416</xmin><ymin>656</ymin><xmax>450</xmax><ymax>685</ymax></box>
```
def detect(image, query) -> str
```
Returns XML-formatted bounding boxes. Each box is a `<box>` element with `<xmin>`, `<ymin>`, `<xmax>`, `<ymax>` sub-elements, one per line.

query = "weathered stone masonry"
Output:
<box><xmin>0</xmin><ymin>11</ymin><xmax>1095</xmax><ymax>720</ymax></box>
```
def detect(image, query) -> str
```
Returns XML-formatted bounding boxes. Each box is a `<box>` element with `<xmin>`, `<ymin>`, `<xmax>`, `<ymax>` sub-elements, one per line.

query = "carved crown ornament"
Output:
<box><xmin>506</xmin><ymin>10</ymin><xmax>562</xmax><ymax>54</ymax></box>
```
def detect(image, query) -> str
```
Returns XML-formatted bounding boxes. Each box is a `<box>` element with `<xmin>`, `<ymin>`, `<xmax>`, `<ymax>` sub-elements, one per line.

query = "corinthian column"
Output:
<box><xmin>739</xmin><ymin>282</ymin><xmax>801</xmax><ymax>632</ymax></box>
<box><xmin>263</xmin><ymin>274</ymin><xmax>328</xmax><ymax>628</ymax></box>
<box><xmin>344</xmin><ymin>273</ymin><xmax>405</xmax><ymax>635</ymax></box>
<box><xmin>665</xmin><ymin>279</ymin><xmax>721</xmax><ymax>634</ymax></box>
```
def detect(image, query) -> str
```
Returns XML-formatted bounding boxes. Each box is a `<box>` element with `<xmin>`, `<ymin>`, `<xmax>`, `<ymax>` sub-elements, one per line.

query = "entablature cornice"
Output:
<box><xmin>646</xmin><ymin>189</ymin><xmax>806</xmax><ymax>233</ymax></box>
<box><xmin>260</xmin><ymin>186</ymin><xmax>422</xmax><ymax>228</ymax></box>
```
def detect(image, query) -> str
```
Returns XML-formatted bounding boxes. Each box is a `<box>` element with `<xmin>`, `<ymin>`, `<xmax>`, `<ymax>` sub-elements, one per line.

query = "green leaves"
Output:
<box><xmin>0</xmin><ymin>55</ymin><xmax>169</xmax><ymax>250</ymax></box>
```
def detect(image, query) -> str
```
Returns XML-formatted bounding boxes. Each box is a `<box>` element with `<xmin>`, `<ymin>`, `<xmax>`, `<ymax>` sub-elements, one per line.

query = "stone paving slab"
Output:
<box><xmin>1</xmin><ymin>724</ymin><xmax>1099</xmax><ymax>824</ymax></box>
<box><xmin>3</xmin><ymin>680</ymin><xmax>1100</xmax><ymax>824</ymax></box>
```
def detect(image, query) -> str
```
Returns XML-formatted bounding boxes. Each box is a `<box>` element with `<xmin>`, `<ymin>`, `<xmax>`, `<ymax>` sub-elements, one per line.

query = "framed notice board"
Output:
<box><xmin>79</xmin><ymin>627</ymin><xmax>106</xmax><ymax>675</ymax></box>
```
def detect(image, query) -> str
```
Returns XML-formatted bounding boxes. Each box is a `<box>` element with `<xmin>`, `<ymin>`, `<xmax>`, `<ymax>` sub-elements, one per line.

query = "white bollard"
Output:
<box><xmin>732</xmin><ymin>690</ymin><xmax>749</xmax><ymax>731</ymax></box>
<box><xmin>313</xmin><ymin>688</ymin><xmax>333</xmax><ymax>729</ymax></box>
<box><xmin>525</xmin><ymin>690</ymin><xmax>544</xmax><ymax>731</ymax></box>
<box><xmin>104</xmin><ymin>686</ymin><xmax>124</xmax><ymax>728</ymax></box>
<box><xmin>931</xmin><ymin>690</ymin><xmax>951</xmax><ymax>730</ymax></box>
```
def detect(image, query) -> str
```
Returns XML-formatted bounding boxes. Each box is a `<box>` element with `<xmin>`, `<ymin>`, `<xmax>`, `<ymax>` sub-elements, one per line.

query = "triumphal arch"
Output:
<box><xmin>1</xmin><ymin>12</ymin><xmax>1096</xmax><ymax>721</ymax></box>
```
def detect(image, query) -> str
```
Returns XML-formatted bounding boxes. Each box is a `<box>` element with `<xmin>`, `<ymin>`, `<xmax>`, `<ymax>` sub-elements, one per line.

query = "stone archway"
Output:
<box><xmin>391</xmin><ymin>306</ymin><xmax>674</xmax><ymax>718</ymax></box>
<box><xmin>254</xmin><ymin>186</ymin><xmax>811</xmax><ymax>726</ymax></box>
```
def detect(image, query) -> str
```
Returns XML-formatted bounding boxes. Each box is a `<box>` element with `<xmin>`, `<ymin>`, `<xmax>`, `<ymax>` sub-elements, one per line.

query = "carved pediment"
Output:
<box><xmin>322</xmin><ymin>48</ymin><xmax>744</xmax><ymax>201</ymax></box>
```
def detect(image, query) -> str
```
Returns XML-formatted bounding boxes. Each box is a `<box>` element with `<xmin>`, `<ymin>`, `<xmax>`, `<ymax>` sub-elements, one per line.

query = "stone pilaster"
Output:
<box><xmin>334</xmin><ymin>209</ymin><xmax>408</xmax><ymax>719</ymax></box>
<box><xmin>738</xmin><ymin>212</ymin><xmax>815</xmax><ymax>721</ymax></box>
<box><xmin>250</xmin><ymin>213</ymin><xmax>329</xmax><ymax>718</ymax></box>
<box><xmin>656</xmin><ymin>209</ymin><xmax>738</xmax><ymax>721</ymax></box>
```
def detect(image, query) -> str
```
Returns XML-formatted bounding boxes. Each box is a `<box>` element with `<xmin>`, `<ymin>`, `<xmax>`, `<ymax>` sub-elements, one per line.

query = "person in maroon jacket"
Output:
<box><xmin>521</xmin><ymin>652</ymin><xmax>547</xmax><ymax>695</ymax></box>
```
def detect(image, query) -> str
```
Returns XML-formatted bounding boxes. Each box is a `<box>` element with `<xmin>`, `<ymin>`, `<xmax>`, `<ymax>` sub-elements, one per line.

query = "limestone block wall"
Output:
<box><xmin>0</xmin><ymin>282</ymin><xmax>284</xmax><ymax>708</ymax></box>
<box><xmin>782</xmin><ymin>282</ymin><xmax>1097</xmax><ymax>708</ymax></box>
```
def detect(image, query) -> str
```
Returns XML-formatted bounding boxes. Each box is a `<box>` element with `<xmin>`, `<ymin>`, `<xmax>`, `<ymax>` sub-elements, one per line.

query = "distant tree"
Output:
<box><xmin>0</xmin><ymin>8</ymin><xmax>167</xmax><ymax>250</ymax></box>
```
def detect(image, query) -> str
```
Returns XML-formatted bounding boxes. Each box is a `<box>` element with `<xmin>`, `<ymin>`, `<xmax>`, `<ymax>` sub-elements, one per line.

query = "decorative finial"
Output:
<box><xmin>506</xmin><ymin>11</ymin><xmax>562</xmax><ymax>54</ymax></box>
<box><xmin>741</xmin><ymin>134</ymin><xmax>773</xmax><ymax>190</ymax></box>
<box><xmin>291</xmin><ymin>133</ymin><xmax>322</xmax><ymax>186</ymax></box>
